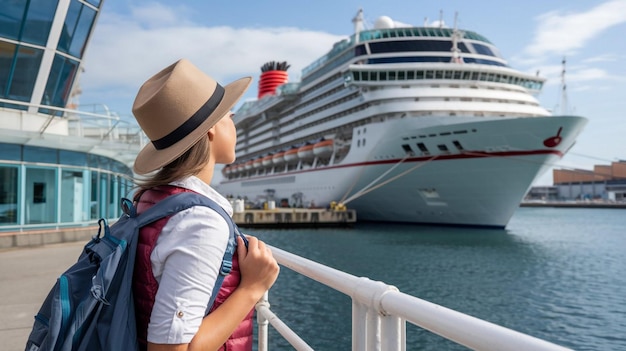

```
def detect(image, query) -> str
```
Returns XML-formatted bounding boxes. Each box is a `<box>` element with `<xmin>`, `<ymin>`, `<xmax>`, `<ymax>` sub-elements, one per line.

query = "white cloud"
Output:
<box><xmin>568</xmin><ymin>68</ymin><xmax>609</xmax><ymax>82</ymax></box>
<box><xmin>80</xmin><ymin>5</ymin><xmax>344</xmax><ymax>98</ymax></box>
<box><xmin>582</xmin><ymin>54</ymin><xmax>620</xmax><ymax>63</ymax></box>
<box><xmin>523</xmin><ymin>0</ymin><xmax>626</xmax><ymax>57</ymax></box>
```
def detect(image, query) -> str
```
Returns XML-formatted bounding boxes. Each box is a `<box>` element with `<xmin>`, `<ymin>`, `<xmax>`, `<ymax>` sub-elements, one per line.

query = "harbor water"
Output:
<box><xmin>253</xmin><ymin>207</ymin><xmax>626</xmax><ymax>350</ymax></box>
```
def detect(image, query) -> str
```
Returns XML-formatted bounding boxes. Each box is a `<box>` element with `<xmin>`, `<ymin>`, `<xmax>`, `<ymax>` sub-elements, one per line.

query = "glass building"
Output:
<box><xmin>0</xmin><ymin>0</ymin><xmax>142</xmax><ymax>232</ymax></box>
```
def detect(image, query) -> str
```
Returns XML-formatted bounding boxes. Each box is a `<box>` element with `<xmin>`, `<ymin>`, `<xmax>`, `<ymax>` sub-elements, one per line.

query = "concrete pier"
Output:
<box><xmin>0</xmin><ymin>241</ymin><xmax>85</xmax><ymax>351</ymax></box>
<box><xmin>233</xmin><ymin>208</ymin><xmax>357</xmax><ymax>228</ymax></box>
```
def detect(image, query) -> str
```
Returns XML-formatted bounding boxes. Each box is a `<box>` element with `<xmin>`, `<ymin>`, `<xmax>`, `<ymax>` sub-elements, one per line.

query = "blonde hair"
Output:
<box><xmin>136</xmin><ymin>135</ymin><xmax>211</xmax><ymax>190</ymax></box>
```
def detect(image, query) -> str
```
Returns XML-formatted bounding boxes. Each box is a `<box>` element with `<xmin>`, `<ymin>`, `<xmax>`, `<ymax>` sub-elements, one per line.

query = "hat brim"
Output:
<box><xmin>133</xmin><ymin>76</ymin><xmax>252</xmax><ymax>175</ymax></box>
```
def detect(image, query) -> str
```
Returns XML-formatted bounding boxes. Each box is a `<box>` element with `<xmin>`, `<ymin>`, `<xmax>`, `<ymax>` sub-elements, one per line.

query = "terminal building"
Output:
<box><xmin>0</xmin><ymin>0</ymin><xmax>143</xmax><ymax>233</ymax></box>
<box><xmin>526</xmin><ymin>161</ymin><xmax>626</xmax><ymax>202</ymax></box>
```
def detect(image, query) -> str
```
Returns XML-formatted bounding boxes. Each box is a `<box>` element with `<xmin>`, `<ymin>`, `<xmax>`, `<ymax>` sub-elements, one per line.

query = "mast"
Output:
<box><xmin>560</xmin><ymin>57</ymin><xmax>568</xmax><ymax>114</ymax></box>
<box><xmin>353</xmin><ymin>8</ymin><xmax>364</xmax><ymax>42</ymax></box>
<box><xmin>450</xmin><ymin>12</ymin><xmax>463</xmax><ymax>64</ymax></box>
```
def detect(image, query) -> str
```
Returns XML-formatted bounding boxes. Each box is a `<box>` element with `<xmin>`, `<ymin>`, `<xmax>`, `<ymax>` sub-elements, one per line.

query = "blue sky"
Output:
<box><xmin>78</xmin><ymin>0</ymin><xmax>626</xmax><ymax>185</ymax></box>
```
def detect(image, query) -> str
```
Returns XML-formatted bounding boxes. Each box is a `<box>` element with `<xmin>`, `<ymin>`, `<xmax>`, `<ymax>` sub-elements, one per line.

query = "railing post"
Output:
<box><xmin>380</xmin><ymin>314</ymin><xmax>402</xmax><ymax>351</ymax></box>
<box><xmin>256</xmin><ymin>291</ymin><xmax>270</xmax><ymax>351</ymax></box>
<box><xmin>366</xmin><ymin>308</ymin><xmax>380</xmax><ymax>350</ymax></box>
<box><xmin>349</xmin><ymin>277</ymin><xmax>402</xmax><ymax>351</ymax></box>
<box><xmin>352</xmin><ymin>300</ymin><xmax>367</xmax><ymax>351</ymax></box>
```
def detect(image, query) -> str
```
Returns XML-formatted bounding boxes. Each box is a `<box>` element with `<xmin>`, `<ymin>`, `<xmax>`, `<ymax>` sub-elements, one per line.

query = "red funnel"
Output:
<box><xmin>258</xmin><ymin>70</ymin><xmax>288</xmax><ymax>99</ymax></box>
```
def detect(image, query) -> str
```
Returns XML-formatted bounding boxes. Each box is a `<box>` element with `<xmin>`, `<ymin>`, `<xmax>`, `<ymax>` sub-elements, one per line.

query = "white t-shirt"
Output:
<box><xmin>146</xmin><ymin>176</ymin><xmax>232</xmax><ymax>344</ymax></box>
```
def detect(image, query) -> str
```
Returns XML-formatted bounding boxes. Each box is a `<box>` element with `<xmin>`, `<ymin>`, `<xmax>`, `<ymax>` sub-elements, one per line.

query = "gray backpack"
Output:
<box><xmin>25</xmin><ymin>192</ymin><xmax>243</xmax><ymax>351</ymax></box>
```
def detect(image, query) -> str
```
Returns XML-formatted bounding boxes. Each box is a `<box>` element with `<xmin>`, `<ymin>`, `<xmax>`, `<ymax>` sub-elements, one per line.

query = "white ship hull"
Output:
<box><xmin>218</xmin><ymin>115</ymin><xmax>586</xmax><ymax>228</ymax></box>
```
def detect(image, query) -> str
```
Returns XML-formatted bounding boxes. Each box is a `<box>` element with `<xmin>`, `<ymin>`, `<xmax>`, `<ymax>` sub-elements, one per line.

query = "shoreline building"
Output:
<box><xmin>1</xmin><ymin>0</ymin><xmax>143</xmax><ymax>233</ymax></box>
<box><xmin>526</xmin><ymin>161</ymin><xmax>626</xmax><ymax>202</ymax></box>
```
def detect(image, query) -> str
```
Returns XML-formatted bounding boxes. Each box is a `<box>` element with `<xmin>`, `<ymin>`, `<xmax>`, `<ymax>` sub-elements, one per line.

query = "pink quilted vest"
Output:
<box><xmin>133</xmin><ymin>186</ymin><xmax>253</xmax><ymax>351</ymax></box>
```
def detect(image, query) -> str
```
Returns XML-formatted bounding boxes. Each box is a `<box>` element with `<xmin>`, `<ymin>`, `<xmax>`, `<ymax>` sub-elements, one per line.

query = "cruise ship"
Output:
<box><xmin>217</xmin><ymin>10</ymin><xmax>587</xmax><ymax>228</ymax></box>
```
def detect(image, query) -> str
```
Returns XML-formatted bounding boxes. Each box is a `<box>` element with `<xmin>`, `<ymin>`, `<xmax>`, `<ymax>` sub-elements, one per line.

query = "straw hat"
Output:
<box><xmin>131</xmin><ymin>58</ymin><xmax>251</xmax><ymax>174</ymax></box>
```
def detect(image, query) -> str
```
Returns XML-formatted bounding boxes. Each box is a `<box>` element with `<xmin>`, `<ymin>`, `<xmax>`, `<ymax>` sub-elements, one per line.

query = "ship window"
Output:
<box><xmin>453</xmin><ymin>71</ymin><xmax>462</xmax><ymax>79</ymax></box>
<box><xmin>453</xmin><ymin>130</ymin><xmax>468</xmax><ymax>134</ymax></box>
<box><xmin>389</xmin><ymin>71</ymin><xmax>396</xmax><ymax>80</ymax></box>
<box><xmin>401</xmin><ymin>144</ymin><xmax>413</xmax><ymax>154</ymax></box>
<box><xmin>417</xmin><ymin>143</ymin><xmax>429</xmax><ymax>152</ymax></box>
<box><xmin>398</xmin><ymin>71</ymin><xmax>406</xmax><ymax>80</ymax></box>
<box><xmin>439</xmin><ymin>132</ymin><xmax>451</xmax><ymax>136</ymax></box>
<box><xmin>473</xmin><ymin>43</ymin><xmax>495</xmax><ymax>56</ymax></box>
<box><xmin>407</xmin><ymin>71</ymin><xmax>415</xmax><ymax>79</ymax></box>
<box><xmin>453</xmin><ymin>141</ymin><xmax>465</xmax><ymax>150</ymax></box>
<box><xmin>416</xmin><ymin>71</ymin><xmax>424</xmax><ymax>79</ymax></box>
<box><xmin>425</xmin><ymin>71</ymin><xmax>434</xmax><ymax>79</ymax></box>
<box><xmin>437</xmin><ymin>144</ymin><xmax>449</xmax><ymax>152</ymax></box>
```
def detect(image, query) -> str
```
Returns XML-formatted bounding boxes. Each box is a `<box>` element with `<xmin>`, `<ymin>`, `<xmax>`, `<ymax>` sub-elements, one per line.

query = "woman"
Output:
<box><xmin>130</xmin><ymin>58</ymin><xmax>279</xmax><ymax>351</ymax></box>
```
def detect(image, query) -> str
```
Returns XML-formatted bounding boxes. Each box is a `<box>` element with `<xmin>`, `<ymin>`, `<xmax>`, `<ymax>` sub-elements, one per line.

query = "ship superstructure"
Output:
<box><xmin>217</xmin><ymin>10</ymin><xmax>587</xmax><ymax>228</ymax></box>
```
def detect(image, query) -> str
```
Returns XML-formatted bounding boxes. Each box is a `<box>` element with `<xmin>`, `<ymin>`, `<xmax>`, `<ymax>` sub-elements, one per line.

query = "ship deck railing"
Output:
<box><xmin>255</xmin><ymin>245</ymin><xmax>572</xmax><ymax>351</ymax></box>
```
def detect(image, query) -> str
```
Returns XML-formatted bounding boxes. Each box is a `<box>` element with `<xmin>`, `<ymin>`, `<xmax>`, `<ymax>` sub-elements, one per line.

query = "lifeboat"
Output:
<box><xmin>244</xmin><ymin>160</ymin><xmax>253</xmax><ymax>170</ymax></box>
<box><xmin>272</xmin><ymin>151</ymin><xmax>285</xmax><ymax>165</ymax></box>
<box><xmin>313</xmin><ymin>139</ymin><xmax>333</xmax><ymax>157</ymax></box>
<box><xmin>284</xmin><ymin>148</ymin><xmax>299</xmax><ymax>163</ymax></box>
<box><xmin>262</xmin><ymin>155</ymin><xmax>273</xmax><ymax>166</ymax></box>
<box><xmin>252</xmin><ymin>157</ymin><xmax>262</xmax><ymax>169</ymax></box>
<box><xmin>297</xmin><ymin>144</ymin><xmax>315</xmax><ymax>159</ymax></box>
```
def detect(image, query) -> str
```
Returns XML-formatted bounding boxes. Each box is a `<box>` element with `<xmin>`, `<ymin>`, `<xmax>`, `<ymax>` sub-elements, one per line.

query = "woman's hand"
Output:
<box><xmin>236</xmin><ymin>235</ymin><xmax>279</xmax><ymax>299</ymax></box>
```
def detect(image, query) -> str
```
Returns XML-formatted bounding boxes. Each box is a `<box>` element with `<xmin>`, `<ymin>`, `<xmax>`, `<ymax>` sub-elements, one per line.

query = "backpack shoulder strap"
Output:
<box><xmin>133</xmin><ymin>192</ymin><xmax>246</xmax><ymax>315</ymax></box>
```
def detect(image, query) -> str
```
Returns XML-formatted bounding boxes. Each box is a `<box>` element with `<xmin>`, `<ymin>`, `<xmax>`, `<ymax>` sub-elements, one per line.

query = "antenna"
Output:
<box><xmin>560</xmin><ymin>57</ymin><xmax>568</xmax><ymax>115</ymax></box>
<box><xmin>450</xmin><ymin>12</ymin><xmax>463</xmax><ymax>64</ymax></box>
<box><xmin>439</xmin><ymin>10</ymin><xmax>443</xmax><ymax>28</ymax></box>
<box><xmin>352</xmin><ymin>8</ymin><xmax>364</xmax><ymax>40</ymax></box>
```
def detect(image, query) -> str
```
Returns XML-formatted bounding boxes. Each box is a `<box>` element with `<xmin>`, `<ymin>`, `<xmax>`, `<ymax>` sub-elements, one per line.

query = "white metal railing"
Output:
<box><xmin>0</xmin><ymin>98</ymin><xmax>147</xmax><ymax>147</ymax></box>
<box><xmin>255</xmin><ymin>245</ymin><xmax>572</xmax><ymax>351</ymax></box>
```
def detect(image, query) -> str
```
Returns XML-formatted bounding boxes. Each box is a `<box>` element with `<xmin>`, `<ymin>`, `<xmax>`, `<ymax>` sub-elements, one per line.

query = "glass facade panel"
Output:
<box><xmin>86</xmin><ymin>0</ymin><xmax>102</xmax><ymax>7</ymax></box>
<box><xmin>60</xmin><ymin>169</ymin><xmax>85</xmax><ymax>222</ymax></box>
<box><xmin>25</xmin><ymin>167</ymin><xmax>56</xmax><ymax>224</ymax></box>
<box><xmin>0</xmin><ymin>1</ymin><xmax>27</xmax><ymax>40</ymax></box>
<box><xmin>59</xmin><ymin>150</ymin><xmax>87</xmax><ymax>166</ymax></box>
<box><xmin>9</xmin><ymin>45</ymin><xmax>44</xmax><ymax>101</ymax></box>
<box><xmin>0</xmin><ymin>143</ymin><xmax>21</xmax><ymax>161</ymax></box>
<box><xmin>90</xmin><ymin>172</ymin><xmax>98</xmax><ymax>219</ymax></box>
<box><xmin>42</xmin><ymin>54</ymin><xmax>78</xmax><ymax>110</ymax></box>
<box><xmin>0</xmin><ymin>166</ymin><xmax>19</xmax><ymax>225</ymax></box>
<box><xmin>99</xmin><ymin>172</ymin><xmax>108</xmax><ymax>218</ymax></box>
<box><xmin>108</xmin><ymin>175</ymin><xmax>118</xmax><ymax>218</ymax></box>
<box><xmin>58</xmin><ymin>0</ymin><xmax>82</xmax><ymax>54</ymax></box>
<box><xmin>22</xmin><ymin>0</ymin><xmax>57</xmax><ymax>45</ymax></box>
<box><xmin>23</xmin><ymin>146</ymin><xmax>57</xmax><ymax>164</ymax></box>
<box><xmin>69</xmin><ymin>6</ymin><xmax>96</xmax><ymax>57</ymax></box>
<box><xmin>0</xmin><ymin>41</ymin><xmax>16</xmax><ymax>98</ymax></box>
